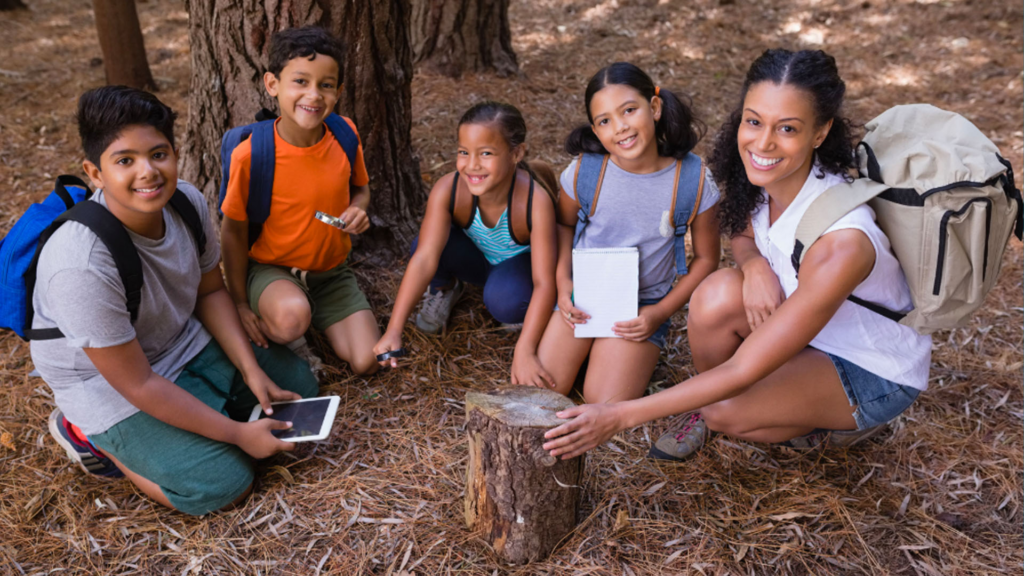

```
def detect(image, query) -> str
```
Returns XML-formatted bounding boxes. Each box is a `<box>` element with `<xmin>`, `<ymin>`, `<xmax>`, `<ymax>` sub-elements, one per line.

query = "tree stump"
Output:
<box><xmin>464</xmin><ymin>387</ymin><xmax>584</xmax><ymax>564</ymax></box>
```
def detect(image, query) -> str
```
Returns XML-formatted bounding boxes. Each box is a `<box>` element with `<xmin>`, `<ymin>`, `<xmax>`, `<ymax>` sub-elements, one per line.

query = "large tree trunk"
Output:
<box><xmin>181</xmin><ymin>0</ymin><xmax>423</xmax><ymax>261</ymax></box>
<box><xmin>91</xmin><ymin>0</ymin><xmax>156</xmax><ymax>90</ymax></box>
<box><xmin>410</xmin><ymin>0</ymin><xmax>517</xmax><ymax>78</ymax></box>
<box><xmin>0</xmin><ymin>0</ymin><xmax>27</xmax><ymax>11</ymax></box>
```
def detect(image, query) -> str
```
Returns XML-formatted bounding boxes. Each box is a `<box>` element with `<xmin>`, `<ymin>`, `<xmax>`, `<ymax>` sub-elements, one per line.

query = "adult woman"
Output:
<box><xmin>541</xmin><ymin>49</ymin><xmax>931</xmax><ymax>461</ymax></box>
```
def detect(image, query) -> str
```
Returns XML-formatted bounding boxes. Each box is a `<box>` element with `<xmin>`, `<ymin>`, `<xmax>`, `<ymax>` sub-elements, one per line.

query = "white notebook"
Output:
<box><xmin>572</xmin><ymin>247</ymin><xmax>639</xmax><ymax>339</ymax></box>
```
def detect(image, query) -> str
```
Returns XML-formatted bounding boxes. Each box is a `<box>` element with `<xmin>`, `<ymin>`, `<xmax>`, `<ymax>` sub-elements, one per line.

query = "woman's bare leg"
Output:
<box><xmin>687</xmin><ymin>268</ymin><xmax>857</xmax><ymax>442</ymax></box>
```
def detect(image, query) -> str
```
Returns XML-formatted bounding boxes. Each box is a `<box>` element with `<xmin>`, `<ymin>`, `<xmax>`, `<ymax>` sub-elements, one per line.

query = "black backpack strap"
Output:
<box><xmin>167</xmin><ymin>190</ymin><xmax>207</xmax><ymax>257</ymax></box>
<box><xmin>449</xmin><ymin>172</ymin><xmax>478</xmax><ymax>229</ymax></box>
<box><xmin>24</xmin><ymin>202</ymin><xmax>143</xmax><ymax>340</ymax></box>
<box><xmin>54</xmin><ymin>175</ymin><xmax>91</xmax><ymax>209</ymax></box>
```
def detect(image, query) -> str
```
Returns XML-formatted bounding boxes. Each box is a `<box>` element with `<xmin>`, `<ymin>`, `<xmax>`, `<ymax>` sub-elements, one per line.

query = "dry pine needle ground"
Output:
<box><xmin>0</xmin><ymin>0</ymin><xmax>1021</xmax><ymax>574</ymax></box>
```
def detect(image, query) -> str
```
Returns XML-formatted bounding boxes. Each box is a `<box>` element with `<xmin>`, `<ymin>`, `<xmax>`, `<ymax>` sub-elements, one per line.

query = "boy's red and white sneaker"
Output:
<box><xmin>47</xmin><ymin>409</ymin><xmax>123</xmax><ymax>478</ymax></box>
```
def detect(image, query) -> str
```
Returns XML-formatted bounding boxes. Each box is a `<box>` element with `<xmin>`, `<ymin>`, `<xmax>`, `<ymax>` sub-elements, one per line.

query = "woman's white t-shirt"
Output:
<box><xmin>750</xmin><ymin>167</ymin><xmax>932</xmax><ymax>390</ymax></box>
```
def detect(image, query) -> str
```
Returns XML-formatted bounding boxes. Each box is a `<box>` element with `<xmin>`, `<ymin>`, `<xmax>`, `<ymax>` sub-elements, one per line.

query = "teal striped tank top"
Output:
<box><xmin>464</xmin><ymin>208</ymin><xmax>531</xmax><ymax>265</ymax></box>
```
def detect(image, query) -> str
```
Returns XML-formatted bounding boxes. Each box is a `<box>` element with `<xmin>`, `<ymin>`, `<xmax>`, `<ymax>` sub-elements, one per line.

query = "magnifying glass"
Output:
<box><xmin>375</xmin><ymin>348</ymin><xmax>408</xmax><ymax>362</ymax></box>
<box><xmin>315</xmin><ymin>211</ymin><xmax>347</xmax><ymax>229</ymax></box>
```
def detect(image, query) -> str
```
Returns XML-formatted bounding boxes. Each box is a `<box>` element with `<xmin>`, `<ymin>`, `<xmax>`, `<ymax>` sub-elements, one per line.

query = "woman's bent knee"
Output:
<box><xmin>689</xmin><ymin>268</ymin><xmax>744</xmax><ymax>328</ymax></box>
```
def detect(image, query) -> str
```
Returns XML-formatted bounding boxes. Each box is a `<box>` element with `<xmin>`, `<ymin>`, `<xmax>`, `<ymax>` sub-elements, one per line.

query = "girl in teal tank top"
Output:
<box><xmin>374</xmin><ymin>102</ymin><xmax>562</xmax><ymax>389</ymax></box>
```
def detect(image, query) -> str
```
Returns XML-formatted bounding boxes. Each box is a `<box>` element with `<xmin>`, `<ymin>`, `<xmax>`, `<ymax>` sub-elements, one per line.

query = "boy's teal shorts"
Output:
<box><xmin>89</xmin><ymin>340</ymin><xmax>318</xmax><ymax>516</ymax></box>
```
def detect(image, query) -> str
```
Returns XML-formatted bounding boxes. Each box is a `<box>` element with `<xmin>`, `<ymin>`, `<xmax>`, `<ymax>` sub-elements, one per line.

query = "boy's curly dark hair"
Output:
<box><xmin>565</xmin><ymin>62</ymin><xmax>705</xmax><ymax>160</ymax></box>
<box><xmin>710</xmin><ymin>49</ymin><xmax>857</xmax><ymax>237</ymax></box>
<box><xmin>268</xmin><ymin>26</ymin><xmax>346</xmax><ymax>80</ymax></box>
<box><xmin>77</xmin><ymin>85</ymin><xmax>177</xmax><ymax>166</ymax></box>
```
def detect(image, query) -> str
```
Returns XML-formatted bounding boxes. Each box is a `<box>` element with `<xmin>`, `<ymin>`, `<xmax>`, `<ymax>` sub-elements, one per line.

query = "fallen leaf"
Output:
<box><xmin>613</xmin><ymin>509</ymin><xmax>631</xmax><ymax>532</ymax></box>
<box><xmin>270</xmin><ymin>465</ymin><xmax>294</xmax><ymax>484</ymax></box>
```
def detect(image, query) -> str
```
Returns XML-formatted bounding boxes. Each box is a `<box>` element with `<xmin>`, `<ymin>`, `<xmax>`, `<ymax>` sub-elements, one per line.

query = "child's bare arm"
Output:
<box><xmin>83</xmin><ymin>341</ymin><xmax>293</xmax><ymax>459</ymax></box>
<box><xmin>511</xmin><ymin>184</ymin><xmax>558</xmax><ymax>388</ymax></box>
<box><xmin>194</xmin><ymin>267</ymin><xmax>300</xmax><ymax>414</ymax></box>
<box><xmin>339</xmin><ymin>184</ymin><xmax>371</xmax><ymax>234</ymax></box>
<box><xmin>221</xmin><ymin>216</ymin><xmax>267</xmax><ymax>347</ymax></box>
<box><xmin>613</xmin><ymin>205</ymin><xmax>721</xmax><ymax>341</ymax></box>
<box><xmin>373</xmin><ymin>175</ymin><xmax>454</xmax><ymax>366</ymax></box>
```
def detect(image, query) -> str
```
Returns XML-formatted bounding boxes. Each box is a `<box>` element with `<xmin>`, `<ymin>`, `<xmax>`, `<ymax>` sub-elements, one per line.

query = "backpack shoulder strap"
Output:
<box><xmin>217</xmin><ymin>125</ymin><xmax>253</xmax><ymax>216</ymax></box>
<box><xmin>572</xmin><ymin>153</ymin><xmax>609</xmax><ymax>246</ymax></box>
<box><xmin>324</xmin><ymin>114</ymin><xmax>360</xmax><ymax>183</ymax></box>
<box><xmin>666</xmin><ymin>154</ymin><xmax>705</xmax><ymax>275</ymax></box>
<box><xmin>508</xmin><ymin>169</ymin><xmax>533</xmax><ymax>246</ymax></box>
<box><xmin>166</xmin><ymin>190</ymin><xmax>207</xmax><ymax>257</ymax></box>
<box><xmin>449</xmin><ymin>172</ymin><xmax>477</xmax><ymax>229</ymax></box>
<box><xmin>24</xmin><ymin>202</ymin><xmax>143</xmax><ymax>340</ymax></box>
<box><xmin>791</xmin><ymin>177</ymin><xmax>889</xmax><ymax>272</ymax></box>
<box><xmin>246</xmin><ymin>119</ymin><xmax>276</xmax><ymax>248</ymax></box>
<box><xmin>574</xmin><ymin>153</ymin><xmax>609</xmax><ymax>219</ymax></box>
<box><xmin>791</xmin><ymin>177</ymin><xmax>907</xmax><ymax>323</ymax></box>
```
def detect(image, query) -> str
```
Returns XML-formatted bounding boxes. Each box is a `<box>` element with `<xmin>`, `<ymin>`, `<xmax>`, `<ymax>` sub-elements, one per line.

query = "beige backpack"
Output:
<box><xmin>793</xmin><ymin>104</ymin><xmax>1023</xmax><ymax>335</ymax></box>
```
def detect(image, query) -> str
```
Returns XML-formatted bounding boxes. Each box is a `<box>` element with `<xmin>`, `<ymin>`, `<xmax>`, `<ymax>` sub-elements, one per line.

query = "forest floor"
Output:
<box><xmin>0</xmin><ymin>0</ymin><xmax>1022</xmax><ymax>574</ymax></box>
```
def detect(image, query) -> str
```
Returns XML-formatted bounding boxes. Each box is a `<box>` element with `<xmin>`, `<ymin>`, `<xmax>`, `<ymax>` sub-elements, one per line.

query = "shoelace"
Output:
<box><xmin>673</xmin><ymin>413</ymin><xmax>703</xmax><ymax>441</ymax></box>
<box><xmin>420</xmin><ymin>289</ymin><xmax>448</xmax><ymax>318</ymax></box>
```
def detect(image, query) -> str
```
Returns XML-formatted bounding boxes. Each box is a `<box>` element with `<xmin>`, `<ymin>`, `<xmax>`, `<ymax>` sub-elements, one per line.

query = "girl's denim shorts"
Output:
<box><xmin>825</xmin><ymin>352</ymin><xmax>921</xmax><ymax>430</ymax></box>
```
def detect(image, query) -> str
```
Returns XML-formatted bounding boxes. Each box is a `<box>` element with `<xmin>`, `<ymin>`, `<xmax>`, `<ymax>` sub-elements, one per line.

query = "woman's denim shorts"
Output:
<box><xmin>825</xmin><ymin>352</ymin><xmax>921</xmax><ymax>430</ymax></box>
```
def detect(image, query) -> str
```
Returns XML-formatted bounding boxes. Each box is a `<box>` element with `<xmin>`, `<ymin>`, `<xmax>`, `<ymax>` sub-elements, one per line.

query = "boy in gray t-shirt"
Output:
<box><xmin>33</xmin><ymin>86</ymin><xmax>317</xmax><ymax>516</ymax></box>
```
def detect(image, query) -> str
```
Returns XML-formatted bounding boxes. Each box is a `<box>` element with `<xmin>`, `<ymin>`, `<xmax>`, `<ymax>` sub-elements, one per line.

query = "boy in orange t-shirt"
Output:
<box><xmin>221</xmin><ymin>26</ymin><xmax>379</xmax><ymax>376</ymax></box>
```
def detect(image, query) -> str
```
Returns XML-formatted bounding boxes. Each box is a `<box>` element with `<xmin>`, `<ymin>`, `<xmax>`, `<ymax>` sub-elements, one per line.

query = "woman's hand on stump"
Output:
<box><xmin>542</xmin><ymin>403</ymin><xmax>625</xmax><ymax>459</ymax></box>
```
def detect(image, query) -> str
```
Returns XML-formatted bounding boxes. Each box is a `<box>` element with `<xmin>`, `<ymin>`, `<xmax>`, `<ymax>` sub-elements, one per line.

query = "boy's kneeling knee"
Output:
<box><xmin>175</xmin><ymin>458</ymin><xmax>255</xmax><ymax>516</ymax></box>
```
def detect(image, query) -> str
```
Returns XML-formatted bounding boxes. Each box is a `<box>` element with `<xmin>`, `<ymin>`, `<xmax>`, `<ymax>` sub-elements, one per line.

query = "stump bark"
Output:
<box><xmin>464</xmin><ymin>387</ymin><xmax>584</xmax><ymax>564</ymax></box>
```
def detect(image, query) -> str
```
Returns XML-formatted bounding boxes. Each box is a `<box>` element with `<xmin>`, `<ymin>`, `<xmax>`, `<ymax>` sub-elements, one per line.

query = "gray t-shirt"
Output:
<box><xmin>29</xmin><ymin>180</ymin><xmax>221</xmax><ymax>435</ymax></box>
<box><xmin>560</xmin><ymin>158</ymin><xmax>720</xmax><ymax>299</ymax></box>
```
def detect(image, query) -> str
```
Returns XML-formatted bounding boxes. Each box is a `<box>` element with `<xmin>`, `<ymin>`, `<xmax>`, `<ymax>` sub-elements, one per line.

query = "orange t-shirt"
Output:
<box><xmin>221</xmin><ymin>118</ymin><xmax>370</xmax><ymax>272</ymax></box>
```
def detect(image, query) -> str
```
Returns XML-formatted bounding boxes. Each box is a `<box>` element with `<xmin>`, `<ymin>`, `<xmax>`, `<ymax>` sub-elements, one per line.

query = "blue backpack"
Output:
<box><xmin>217</xmin><ymin>109</ymin><xmax>360</xmax><ymax>248</ymax></box>
<box><xmin>0</xmin><ymin>176</ymin><xmax>205</xmax><ymax>340</ymax></box>
<box><xmin>571</xmin><ymin>152</ymin><xmax>706</xmax><ymax>275</ymax></box>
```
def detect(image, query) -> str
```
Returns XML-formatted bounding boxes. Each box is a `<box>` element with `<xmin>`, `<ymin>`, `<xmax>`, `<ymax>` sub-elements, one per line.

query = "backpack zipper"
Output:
<box><xmin>933</xmin><ymin>197</ymin><xmax>992</xmax><ymax>296</ymax></box>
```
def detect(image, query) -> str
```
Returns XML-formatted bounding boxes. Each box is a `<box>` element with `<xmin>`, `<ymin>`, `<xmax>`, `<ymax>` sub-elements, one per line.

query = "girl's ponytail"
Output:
<box><xmin>654</xmin><ymin>87</ymin><xmax>705</xmax><ymax>160</ymax></box>
<box><xmin>564</xmin><ymin>125</ymin><xmax>608</xmax><ymax>156</ymax></box>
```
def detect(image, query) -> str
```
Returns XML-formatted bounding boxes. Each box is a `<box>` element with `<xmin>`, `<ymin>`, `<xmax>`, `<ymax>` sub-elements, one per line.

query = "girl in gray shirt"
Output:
<box><xmin>533</xmin><ymin>62</ymin><xmax>721</xmax><ymax>405</ymax></box>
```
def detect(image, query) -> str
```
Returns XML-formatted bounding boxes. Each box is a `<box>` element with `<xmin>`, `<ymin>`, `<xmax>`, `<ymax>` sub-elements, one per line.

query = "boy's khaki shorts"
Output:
<box><xmin>247</xmin><ymin>260</ymin><xmax>371</xmax><ymax>331</ymax></box>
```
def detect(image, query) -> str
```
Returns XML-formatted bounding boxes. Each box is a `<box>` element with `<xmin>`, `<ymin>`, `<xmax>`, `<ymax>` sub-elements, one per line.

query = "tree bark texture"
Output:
<box><xmin>410</xmin><ymin>0</ymin><xmax>517</xmax><ymax>78</ymax></box>
<box><xmin>91</xmin><ymin>0</ymin><xmax>156</xmax><ymax>90</ymax></box>
<box><xmin>0</xmin><ymin>0</ymin><xmax>27</xmax><ymax>11</ymax></box>
<box><xmin>464</xmin><ymin>387</ymin><xmax>584</xmax><ymax>564</ymax></box>
<box><xmin>181</xmin><ymin>0</ymin><xmax>423</xmax><ymax>260</ymax></box>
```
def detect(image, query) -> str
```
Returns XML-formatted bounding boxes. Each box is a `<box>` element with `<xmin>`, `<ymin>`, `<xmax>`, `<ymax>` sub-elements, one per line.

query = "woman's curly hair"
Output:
<box><xmin>710</xmin><ymin>49</ymin><xmax>857</xmax><ymax>237</ymax></box>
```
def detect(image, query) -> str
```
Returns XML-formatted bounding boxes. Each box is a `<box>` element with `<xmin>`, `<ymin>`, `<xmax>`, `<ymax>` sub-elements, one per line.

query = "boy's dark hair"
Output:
<box><xmin>565</xmin><ymin>62</ymin><xmax>705</xmax><ymax>161</ymax></box>
<box><xmin>268</xmin><ymin>26</ymin><xmax>345</xmax><ymax>79</ymax></box>
<box><xmin>77</xmin><ymin>85</ymin><xmax>177</xmax><ymax>166</ymax></box>
<box><xmin>709</xmin><ymin>49</ymin><xmax>857</xmax><ymax>237</ymax></box>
